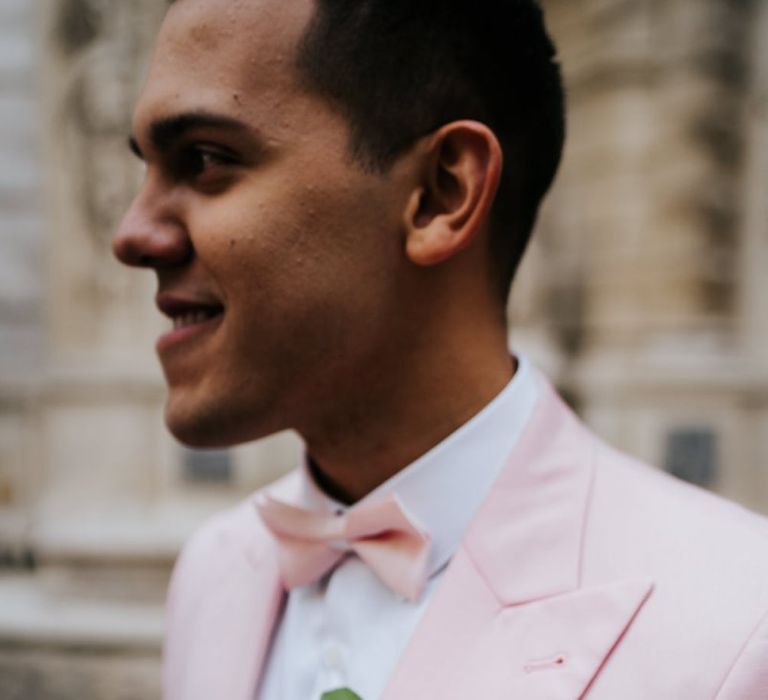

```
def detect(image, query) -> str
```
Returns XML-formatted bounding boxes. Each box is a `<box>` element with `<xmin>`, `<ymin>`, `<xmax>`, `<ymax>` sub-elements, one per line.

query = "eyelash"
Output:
<box><xmin>174</xmin><ymin>145</ymin><xmax>237</xmax><ymax>184</ymax></box>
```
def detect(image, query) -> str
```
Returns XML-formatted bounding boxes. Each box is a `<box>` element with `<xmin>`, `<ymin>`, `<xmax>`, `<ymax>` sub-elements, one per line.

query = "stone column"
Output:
<box><xmin>740</xmin><ymin>0</ymin><xmax>768</xmax><ymax>359</ymax></box>
<box><xmin>539</xmin><ymin>0</ymin><xmax>768</xmax><ymax>511</ymax></box>
<box><xmin>0</xmin><ymin>0</ymin><xmax>46</xmax><ymax>558</ymax></box>
<box><xmin>38</xmin><ymin>0</ymin><xmax>172</xmax><ymax>568</ymax></box>
<box><xmin>37</xmin><ymin>0</ymin><xmax>298</xmax><ymax>567</ymax></box>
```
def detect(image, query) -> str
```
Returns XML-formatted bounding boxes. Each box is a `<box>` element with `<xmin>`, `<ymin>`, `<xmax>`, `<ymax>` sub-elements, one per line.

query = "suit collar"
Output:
<box><xmin>294</xmin><ymin>354</ymin><xmax>541</xmax><ymax>581</ymax></box>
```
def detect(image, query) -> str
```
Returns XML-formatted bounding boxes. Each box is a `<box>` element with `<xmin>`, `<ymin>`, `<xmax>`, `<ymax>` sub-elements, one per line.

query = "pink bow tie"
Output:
<box><xmin>255</xmin><ymin>493</ymin><xmax>431</xmax><ymax>602</ymax></box>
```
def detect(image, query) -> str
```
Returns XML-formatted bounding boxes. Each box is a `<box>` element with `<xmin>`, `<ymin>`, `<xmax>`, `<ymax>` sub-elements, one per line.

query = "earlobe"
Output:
<box><xmin>403</xmin><ymin>186</ymin><xmax>454</xmax><ymax>265</ymax></box>
<box><xmin>405</xmin><ymin>225</ymin><xmax>456</xmax><ymax>266</ymax></box>
<box><xmin>403</xmin><ymin>121</ymin><xmax>502</xmax><ymax>267</ymax></box>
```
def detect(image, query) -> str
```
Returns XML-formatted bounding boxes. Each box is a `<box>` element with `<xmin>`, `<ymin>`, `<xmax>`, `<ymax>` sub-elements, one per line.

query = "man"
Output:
<box><xmin>113</xmin><ymin>0</ymin><xmax>768</xmax><ymax>698</ymax></box>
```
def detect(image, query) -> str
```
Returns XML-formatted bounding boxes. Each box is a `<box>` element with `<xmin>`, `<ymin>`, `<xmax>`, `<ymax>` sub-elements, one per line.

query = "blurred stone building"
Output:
<box><xmin>0</xmin><ymin>0</ymin><xmax>766</xmax><ymax>697</ymax></box>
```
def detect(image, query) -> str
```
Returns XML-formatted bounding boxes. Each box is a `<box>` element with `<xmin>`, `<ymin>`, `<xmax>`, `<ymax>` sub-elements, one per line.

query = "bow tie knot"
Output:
<box><xmin>255</xmin><ymin>493</ymin><xmax>431</xmax><ymax>602</ymax></box>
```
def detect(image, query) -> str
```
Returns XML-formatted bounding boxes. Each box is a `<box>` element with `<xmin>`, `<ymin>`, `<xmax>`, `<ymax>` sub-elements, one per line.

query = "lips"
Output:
<box><xmin>157</xmin><ymin>292</ymin><xmax>224</xmax><ymax>319</ymax></box>
<box><xmin>172</xmin><ymin>308</ymin><xmax>223</xmax><ymax>330</ymax></box>
<box><xmin>155</xmin><ymin>292</ymin><xmax>225</xmax><ymax>352</ymax></box>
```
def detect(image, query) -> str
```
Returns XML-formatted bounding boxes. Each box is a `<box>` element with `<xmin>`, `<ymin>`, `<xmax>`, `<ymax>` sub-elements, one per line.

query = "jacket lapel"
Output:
<box><xmin>176</xmin><ymin>537</ymin><xmax>284</xmax><ymax>700</ymax></box>
<box><xmin>384</xmin><ymin>377</ymin><xmax>654</xmax><ymax>699</ymax></box>
<box><xmin>166</xmin><ymin>472</ymin><xmax>304</xmax><ymax>700</ymax></box>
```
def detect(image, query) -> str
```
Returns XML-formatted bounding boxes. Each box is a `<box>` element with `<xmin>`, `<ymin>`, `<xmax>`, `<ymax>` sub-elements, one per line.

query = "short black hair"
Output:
<box><xmin>296</xmin><ymin>0</ymin><xmax>566</xmax><ymax>298</ymax></box>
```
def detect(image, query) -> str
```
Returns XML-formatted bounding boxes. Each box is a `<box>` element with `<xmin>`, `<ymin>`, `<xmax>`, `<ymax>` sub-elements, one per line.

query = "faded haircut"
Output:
<box><xmin>296</xmin><ymin>0</ymin><xmax>566</xmax><ymax>297</ymax></box>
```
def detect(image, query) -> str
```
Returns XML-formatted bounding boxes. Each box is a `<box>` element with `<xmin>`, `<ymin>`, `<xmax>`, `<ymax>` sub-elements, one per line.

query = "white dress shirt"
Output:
<box><xmin>257</xmin><ymin>355</ymin><xmax>539</xmax><ymax>700</ymax></box>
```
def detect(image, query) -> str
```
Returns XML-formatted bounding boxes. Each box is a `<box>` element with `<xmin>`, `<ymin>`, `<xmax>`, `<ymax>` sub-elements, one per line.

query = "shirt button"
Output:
<box><xmin>321</xmin><ymin>641</ymin><xmax>345</xmax><ymax>671</ymax></box>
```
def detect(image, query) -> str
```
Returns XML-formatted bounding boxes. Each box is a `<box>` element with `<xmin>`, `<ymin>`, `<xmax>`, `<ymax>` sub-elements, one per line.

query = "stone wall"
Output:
<box><xmin>0</xmin><ymin>0</ymin><xmax>46</xmax><ymax>561</ymax></box>
<box><xmin>0</xmin><ymin>2</ymin><xmax>45</xmax><ymax>375</ymax></box>
<box><xmin>524</xmin><ymin>0</ymin><xmax>768</xmax><ymax>512</ymax></box>
<box><xmin>535</xmin><ymin>0</ymin><xmax>752</xmax><ymax>353</ymax></box>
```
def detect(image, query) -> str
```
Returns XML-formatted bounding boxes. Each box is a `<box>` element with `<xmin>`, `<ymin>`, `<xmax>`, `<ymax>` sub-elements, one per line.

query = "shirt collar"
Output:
<box><xmin>297</xmin><ymin>354</ymin><xmax>540</xmax><ymax>580</ymax></box>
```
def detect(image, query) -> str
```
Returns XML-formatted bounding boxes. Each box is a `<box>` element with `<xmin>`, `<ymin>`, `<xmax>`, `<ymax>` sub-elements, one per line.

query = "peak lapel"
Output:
<box><xmin>384</xmin><ymin>551</ymin><xmax>652</xmax><ymax>699</ymax></box>
<box><xmin>384</xmin><ymin>377</ymin><xmax>654</xmax><ymax>699</ymax></box>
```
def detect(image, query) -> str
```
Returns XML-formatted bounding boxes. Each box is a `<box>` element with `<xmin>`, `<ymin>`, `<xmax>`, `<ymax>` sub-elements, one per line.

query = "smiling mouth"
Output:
<box><xmin>157</xmin><ymin>306</ymin><xmax>224</xmax><ymax>354</ymax></box>
<box><xmin>155</xmin><ymin>293</ymin><xmax>226</xmax><ymax>353</ymax></box>
<box><xmin>172</xmin><ymin>308</ymin><xmax>224</xmax><ymax>330</ymax></box>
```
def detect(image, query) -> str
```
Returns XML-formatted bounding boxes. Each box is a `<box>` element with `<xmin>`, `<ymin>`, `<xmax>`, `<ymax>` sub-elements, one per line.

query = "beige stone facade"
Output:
<box><xmin>524</xmin><ymin>0</ymin><xmax>768</xmax><ymax>513</ymax></box>
<box><xmin>0</xmin><ymin>0</ymin><xmax>765</xmax><ymax>696</ymax></box>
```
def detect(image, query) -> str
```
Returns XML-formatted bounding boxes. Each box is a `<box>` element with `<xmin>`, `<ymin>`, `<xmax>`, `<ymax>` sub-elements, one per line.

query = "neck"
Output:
<box><xmin>300</xmin><ymin>324</ymin><xmax>515</xmax><ymax>504</ymax></box>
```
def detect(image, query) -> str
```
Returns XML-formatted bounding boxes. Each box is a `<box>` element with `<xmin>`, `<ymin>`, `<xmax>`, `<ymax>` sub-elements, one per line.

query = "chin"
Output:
<box><xmin>164</xmin><ymin>394</ymin><xmax>280</xmax><ymax>449</ymax></box>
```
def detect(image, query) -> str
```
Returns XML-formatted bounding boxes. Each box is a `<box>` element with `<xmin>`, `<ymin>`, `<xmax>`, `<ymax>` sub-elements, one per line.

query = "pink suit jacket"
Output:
<box><xmin>163</xmin><ymin>377</ymin><xmax>768</xmax><ymax>699</ymax></box>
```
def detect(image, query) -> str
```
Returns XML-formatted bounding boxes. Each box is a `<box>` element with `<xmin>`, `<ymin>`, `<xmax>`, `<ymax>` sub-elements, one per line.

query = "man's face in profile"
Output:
<box><xmin>114</xmin><ymin>0</ymin><xmax>413</xmax><ymax>448</ymax></box>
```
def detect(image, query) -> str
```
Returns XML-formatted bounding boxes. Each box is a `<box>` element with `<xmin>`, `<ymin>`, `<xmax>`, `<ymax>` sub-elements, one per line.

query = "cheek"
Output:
<box><xmin>190</xmin><ymin>174</ymin><xmax>403</xmax><ymax>333</ymax></box>
<box><xmin>190</xmin><ymin>194</ymin><xmax>298</xmax><ymax>282</ymax></box>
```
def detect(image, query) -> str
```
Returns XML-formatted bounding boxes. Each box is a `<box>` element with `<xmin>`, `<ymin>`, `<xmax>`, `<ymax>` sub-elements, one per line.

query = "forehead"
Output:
<box><xmin>135</xmin><ymin>0</ymin><xmax>314</xmax><ymax>131</ymax></box>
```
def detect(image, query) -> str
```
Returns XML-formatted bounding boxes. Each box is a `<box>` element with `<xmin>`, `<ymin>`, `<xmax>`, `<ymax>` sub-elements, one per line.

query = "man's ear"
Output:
<box><xmin>403</xmin><ymin>121</ymin><xmax>503</xmax><ymax>266</ymax></box>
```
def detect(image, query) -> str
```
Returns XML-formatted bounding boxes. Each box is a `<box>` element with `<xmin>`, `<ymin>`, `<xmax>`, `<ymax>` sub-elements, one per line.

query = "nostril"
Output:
<box><xmin>139</xmin><ymin>254</ymin><xmax>153</xmax><ymax>266</ymax></box>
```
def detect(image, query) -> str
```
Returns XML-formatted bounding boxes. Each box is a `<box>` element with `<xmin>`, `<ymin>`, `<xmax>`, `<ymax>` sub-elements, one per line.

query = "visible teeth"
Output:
<box><xmin>173</xmin><ymin>310</ymin><xmax>218</xmax><ymax>330</ymax></box>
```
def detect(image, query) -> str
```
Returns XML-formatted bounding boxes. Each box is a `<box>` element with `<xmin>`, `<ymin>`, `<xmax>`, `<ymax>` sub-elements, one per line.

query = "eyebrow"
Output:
<box><xmin>128</xmin><ymin>111</ymin><xmax>254</xmax><ymax>159</ymax></box>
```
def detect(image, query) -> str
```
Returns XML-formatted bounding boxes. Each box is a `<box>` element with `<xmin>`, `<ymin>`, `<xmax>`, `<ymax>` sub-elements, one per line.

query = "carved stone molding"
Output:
<box><xmin>44</xmin><ymin>0</ymin><xmax>166</xmax><ymax>361</ymax></box>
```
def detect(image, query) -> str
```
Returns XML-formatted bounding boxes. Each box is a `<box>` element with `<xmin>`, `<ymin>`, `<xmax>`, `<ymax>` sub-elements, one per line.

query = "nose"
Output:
<box><xmin>112</xmin><ymin>187</ymin><xmax>193</xmax><ymax>268</ymax></box>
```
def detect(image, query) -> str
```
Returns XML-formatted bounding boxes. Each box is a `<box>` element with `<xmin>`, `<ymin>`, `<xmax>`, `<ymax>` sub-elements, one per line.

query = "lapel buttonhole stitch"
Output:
<box><xmin>523</xmin><ymin>653</ymin><xmax>568</xmax><ymax>674</ymax></box>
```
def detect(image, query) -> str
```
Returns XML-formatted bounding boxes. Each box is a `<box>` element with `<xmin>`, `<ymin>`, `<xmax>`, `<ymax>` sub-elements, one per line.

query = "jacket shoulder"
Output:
<box><xmin>588</xmin><ymin>441</ymin><xmax>768</xmax><ymax>576</ymax></box>
<box><xmin>582</xmin><ymin>439</ymin><xmax>768</xmax><ymax>697</ymax></box>
<box><xmin>166</xmin><ymin>498</ymin><xmax>267</xmax><ymax>613</ymax></box>
<box><xmin>172</xmin><ymin>472</ymin><xmax>296</xmax><ymax>586</ymax></box>
<box><xmin>167</xmin><ymin>468</ymin><xmax>299</xmax><ymax>607</ymax></box>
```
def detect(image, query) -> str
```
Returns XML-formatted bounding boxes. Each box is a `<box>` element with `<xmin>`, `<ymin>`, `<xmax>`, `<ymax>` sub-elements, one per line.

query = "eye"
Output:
<box><xmin>174</xmin><ymin>144</ymin><xmax>238</xmax><ymax>188</ymax></box>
